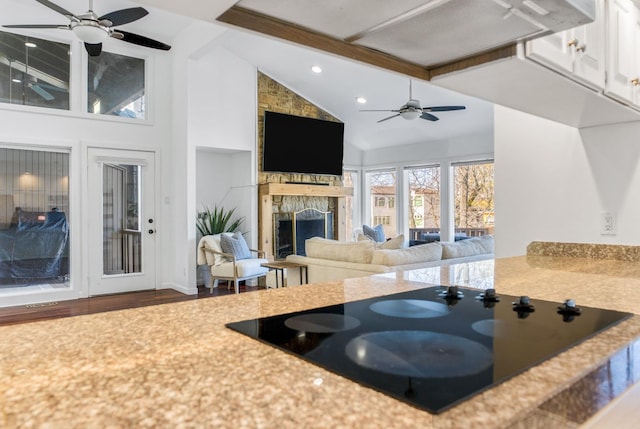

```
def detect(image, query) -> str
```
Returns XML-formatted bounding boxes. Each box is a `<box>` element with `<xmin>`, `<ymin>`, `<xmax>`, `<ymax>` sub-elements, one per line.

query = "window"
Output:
<box><xmin>0</xmin><ymin>31</ymin><xmax>70</xmax><ymax>110</ymax></box>
<box><xmin>0</xmin><ymin>147</ymin><xmax>70</xmax><ymax>291</ymax></box>
<box><xmin>406</xmin><ymin>165</ymin><xmax>440</xmax><ymax>237</ymax></box>
<box><xmin>387</xmin><ymin>197</ymin><xmax>395</xmax><ymax>209</ymax></box>
<box><xmin>88</xmin><ymin>51</ymin><xmax>145</xmax><ymax>119</ymax></box>
<box><xmin>373</xmin><ymin>216</ymin><xmax>391</xmax><ymax>225</ymax></box>
<box><xmin>366</xmin><ymin>170</ymin><xmax>396</xmax><ymax>238</ymax></box>
<box><xmin>453</xmin><ymin>161</ymin><xmax>494</xmax><ymax>236</ymax></box>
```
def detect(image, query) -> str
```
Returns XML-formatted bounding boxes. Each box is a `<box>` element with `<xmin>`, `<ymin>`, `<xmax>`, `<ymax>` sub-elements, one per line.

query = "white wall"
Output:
<box><xmin>494</xmin><ymin>104</ymin><xmax>640</xmax><ymax>257</ymax></box>
<box><xmin>175</xmin><ymin>30</ymin><xmax>258</xmax><ymax>293</ymax></box>
<box><xmin>189</xmin><ymin>47</ymin><xmax>257</xmax><ymax>152</ymax></box>
<box><xmin>362</xmin><ymin>131</ymin><xmax>494</xmax><ymax>167</ymax></box>
<box><xmin>195</xmin><ymin>149</ymin><xmax>253</xmax><ymax>239</ymax></box>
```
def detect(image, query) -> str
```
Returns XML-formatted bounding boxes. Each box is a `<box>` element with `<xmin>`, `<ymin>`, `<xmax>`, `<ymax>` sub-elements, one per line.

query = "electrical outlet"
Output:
<box><xmin>601</xmin><ymin>212</ymin><xmax>617</xmax><ymax>235</ymax></box>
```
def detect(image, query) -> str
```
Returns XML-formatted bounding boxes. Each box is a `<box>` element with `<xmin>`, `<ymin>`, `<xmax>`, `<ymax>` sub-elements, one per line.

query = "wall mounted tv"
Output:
<box><xmin>263</xmin><ymin>111</ymin><xmax>345</xmax><ymax>176</ymax></box>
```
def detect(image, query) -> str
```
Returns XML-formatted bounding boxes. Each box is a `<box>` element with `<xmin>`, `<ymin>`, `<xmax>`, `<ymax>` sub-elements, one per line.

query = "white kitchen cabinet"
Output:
<box><xmin>526</xmin><ymin>0</ymin><xmax>605</xmax><ymax>91</ymax></box>
<box><xmin>605</xmin><ymin>0</ymin><xmax>640</xmax><ymax>108</ymax></box>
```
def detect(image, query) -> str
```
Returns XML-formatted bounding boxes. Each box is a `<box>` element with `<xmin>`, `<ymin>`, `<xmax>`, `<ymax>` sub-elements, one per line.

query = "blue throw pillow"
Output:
<box><xmin>220</xmin><ymin>232</ymin><xmax>252</xmax><ymax>260</ymax></box>
<box><xmin>363</xmin><ymin>224</ymin><xmax>385</xmax><ymax>243</ymax></box>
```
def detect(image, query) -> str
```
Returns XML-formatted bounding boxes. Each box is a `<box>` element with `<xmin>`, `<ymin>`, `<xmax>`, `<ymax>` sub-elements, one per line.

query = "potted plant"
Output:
<box><xmin>196</xmin><ymin>205</ymin><xmax>244</xmax><ymax>236</ymax></box>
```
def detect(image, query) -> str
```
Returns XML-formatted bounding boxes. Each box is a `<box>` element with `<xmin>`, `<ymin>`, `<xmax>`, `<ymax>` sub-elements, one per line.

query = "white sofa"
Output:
<box><xmin>268</xmin><ymin>235</ymin><xmax>494</xmax><ymax>287</ymax></box>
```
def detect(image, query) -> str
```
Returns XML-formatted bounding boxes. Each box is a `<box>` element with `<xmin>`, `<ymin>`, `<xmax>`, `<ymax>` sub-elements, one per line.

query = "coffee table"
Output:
<box><xmin>260</xmin><ymin>261</ymin><xmax>308</xmax><ymax>288</ymax></box>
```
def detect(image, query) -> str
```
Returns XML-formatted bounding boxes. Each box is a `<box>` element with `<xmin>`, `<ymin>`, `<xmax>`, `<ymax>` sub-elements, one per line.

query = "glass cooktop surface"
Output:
<box><xmin>226</xmin><ymin>286</ymin><xmax>631</xmax><ymax>413</ymax></box>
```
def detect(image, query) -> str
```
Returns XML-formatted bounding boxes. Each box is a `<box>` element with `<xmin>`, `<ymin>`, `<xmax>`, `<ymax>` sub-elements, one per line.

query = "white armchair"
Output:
<box><xmin>197</xmin><ymin>234</ymin><xmax>270</xmax><ymax>294</ymax></box>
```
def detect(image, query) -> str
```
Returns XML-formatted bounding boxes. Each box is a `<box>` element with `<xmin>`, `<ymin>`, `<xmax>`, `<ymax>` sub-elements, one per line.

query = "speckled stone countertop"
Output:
<box><xmin>2</xmin><ymin>252</ymin><xmax>640</xmax><ymax>428</ymax></box>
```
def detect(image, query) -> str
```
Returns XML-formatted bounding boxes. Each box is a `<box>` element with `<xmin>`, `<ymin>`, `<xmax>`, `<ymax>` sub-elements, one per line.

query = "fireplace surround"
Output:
<box><xmin>258</xmin><ymin>183</ymin><xmax>353</xmax><ymax>260</ymax></box>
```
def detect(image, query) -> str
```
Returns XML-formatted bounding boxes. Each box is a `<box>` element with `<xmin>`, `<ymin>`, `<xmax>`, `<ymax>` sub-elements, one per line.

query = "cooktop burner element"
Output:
<box><xmin>345</xmin><ymin>330</ymin><xmax>493</xmax><ymax>378</ymax></box>
<box><xmin>369</xmin><ymin>299</ymin><xmax>449</xmax><ymax>318</ymax></box>
<box><xmin>284</xmin><ymin>313</ymin><xmax>361</xmax><ymax>333</ymax></box>
<box><xmin>226</xmin><ymin>286</ymin><xmax>631</xmax><ymax>414</ymax></box>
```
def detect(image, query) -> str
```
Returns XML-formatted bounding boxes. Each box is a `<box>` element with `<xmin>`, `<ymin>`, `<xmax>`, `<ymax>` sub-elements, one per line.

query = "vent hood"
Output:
<box><xmin>226</xmin><ymin>0</ymin><xmax>595</xmax><ymax>68</ymax></box>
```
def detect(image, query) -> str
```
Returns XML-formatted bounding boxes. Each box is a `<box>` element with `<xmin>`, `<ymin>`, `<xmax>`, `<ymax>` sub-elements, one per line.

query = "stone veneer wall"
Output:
<box><xmin>257</xmin><ymin>72</ymin><xmax>343</xmax><ymax>216</ymax></box>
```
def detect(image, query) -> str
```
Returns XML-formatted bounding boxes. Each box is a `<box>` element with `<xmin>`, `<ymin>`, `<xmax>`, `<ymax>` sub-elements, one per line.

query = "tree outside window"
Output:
<box><xmin>453</xmin><ymin>162</ymin><xmax>494</xmax><ymax>233</ymax></box>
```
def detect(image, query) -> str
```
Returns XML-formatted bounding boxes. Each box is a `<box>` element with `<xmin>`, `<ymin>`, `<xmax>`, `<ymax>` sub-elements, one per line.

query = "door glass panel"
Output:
<box><xmin>0</xmin><ymin>147</ymin><xmax>70</xmax><ymax>292</ymax></box>
<box><xmin>103</xmin><ymin>164</ymin><xmax>141</xmax><ymax>275</ymax></box>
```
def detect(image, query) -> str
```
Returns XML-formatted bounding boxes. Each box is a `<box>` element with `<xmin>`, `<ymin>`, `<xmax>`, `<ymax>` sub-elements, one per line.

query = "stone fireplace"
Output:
<box><xmin>258</xmin><ymin>183</ymin><xmax>352</xmax><ymax>260</ymax></box>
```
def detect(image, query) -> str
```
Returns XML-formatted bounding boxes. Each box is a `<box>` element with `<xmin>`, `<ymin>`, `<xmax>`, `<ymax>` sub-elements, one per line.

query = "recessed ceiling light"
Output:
<box><xmin>24</xmin><ymin>42</ymin><xmax>37</xmax><ymax>48</ymax></box>
<box><xmin>12</xmin><ymin>78</ymin><xmax>21</xmax><ymax>83</ymax></box>
<box><xmin>356</xmin><ymin>97</ymin><xmax>367</xmax><ymax>104</ymax></box>
<box><xmin>311</xmin><ymin>65</ymin><xmax>322</xmax><ymax>73</ymax></box>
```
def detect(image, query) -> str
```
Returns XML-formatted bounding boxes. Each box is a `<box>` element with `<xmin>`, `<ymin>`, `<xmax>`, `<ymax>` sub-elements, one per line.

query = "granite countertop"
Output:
<box><xmin>2</xmin><ymin>250</ymin><xmax>640</xmax><ymax>428</ymax></box>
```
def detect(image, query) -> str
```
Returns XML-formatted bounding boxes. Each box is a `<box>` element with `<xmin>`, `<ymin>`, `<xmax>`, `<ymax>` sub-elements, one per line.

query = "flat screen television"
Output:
<box><xmin>263</xmin><ymin>111</ymin><xmax>344</xmax><ymax>176</ymax></box>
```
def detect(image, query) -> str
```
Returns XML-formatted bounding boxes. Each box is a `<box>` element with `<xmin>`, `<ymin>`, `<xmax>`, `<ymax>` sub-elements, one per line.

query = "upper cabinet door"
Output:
<box><xmin>573</xmin><ymin>0</ymin><xmax>606</xmax><ymax>88</ymax></box>
<box><xmin>526</xmin><ymin>0</ymin><xmax>605</xmax><ymax>90</ymax></box>
<box><xmin>526</xmin><ymin>29</ymin><xmax>574</xmax><ymax>74</ymax></box>
<box><xmin>605</xmin><ymin>0</ymin><xmax>640</xmax><ymax>106</ymax></box>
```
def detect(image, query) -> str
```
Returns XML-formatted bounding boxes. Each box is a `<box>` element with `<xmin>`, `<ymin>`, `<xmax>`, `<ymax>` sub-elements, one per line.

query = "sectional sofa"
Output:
<box><xmin>267</xmin><ymin>234</ymin><xmax>494</xmax><ymax>287</ymax></box>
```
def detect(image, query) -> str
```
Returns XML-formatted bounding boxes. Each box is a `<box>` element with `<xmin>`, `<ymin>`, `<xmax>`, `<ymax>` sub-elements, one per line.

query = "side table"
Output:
<box><xmin>260</xmin><ymin>261</ymin><xmax>308</xmax><ymax>288</ymax></box>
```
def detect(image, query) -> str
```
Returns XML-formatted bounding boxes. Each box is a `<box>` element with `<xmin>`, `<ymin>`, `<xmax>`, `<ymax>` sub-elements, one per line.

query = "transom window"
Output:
<box><xmin>0</xmin><ymin>31</ymin><xmax>70</xmax><ymax>110</ymax></box>
<box><xmin>88</xmin><ymin>51</ymin><xmax>145</xmax><ymax>119</ymax></box>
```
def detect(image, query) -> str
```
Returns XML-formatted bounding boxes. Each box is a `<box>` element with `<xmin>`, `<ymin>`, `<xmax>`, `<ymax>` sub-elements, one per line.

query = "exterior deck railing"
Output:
<box><xmin>409</xmin><ymin>227</ymin><xmax>490</xmax><ymax>241</ymax></box>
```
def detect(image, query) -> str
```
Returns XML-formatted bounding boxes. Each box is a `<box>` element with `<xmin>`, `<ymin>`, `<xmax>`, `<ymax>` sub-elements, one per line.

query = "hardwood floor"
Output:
<box><xmin>0</xmin><ymin>282</ymin><xmax>265</xmax><ymax>326</ymax></box>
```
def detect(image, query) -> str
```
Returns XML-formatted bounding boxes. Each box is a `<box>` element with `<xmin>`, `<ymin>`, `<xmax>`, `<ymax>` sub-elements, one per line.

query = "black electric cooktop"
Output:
<box><xmin>226</xmin><ymin>286</ymin><xmax>631</xmax><ymax>414</ymax></box>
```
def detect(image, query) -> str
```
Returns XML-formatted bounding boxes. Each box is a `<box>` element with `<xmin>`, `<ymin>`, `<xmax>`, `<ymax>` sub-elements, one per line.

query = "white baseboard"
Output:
<box><xmin>161</xmin><ymin>282</ymin><xmax>198</xmax><ymax>295</ymax></box>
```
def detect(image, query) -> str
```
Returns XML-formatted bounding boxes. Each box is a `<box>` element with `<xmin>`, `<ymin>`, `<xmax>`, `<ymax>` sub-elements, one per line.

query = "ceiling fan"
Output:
<box><xmin>2</xmin><ymin>0</ymin><xmax>171</xmax><ymax>56</ymax></box>
<box><xmin>361</xmin><ymin>80</ymin><xmax>466</xmax><ymax>123</ymax></box>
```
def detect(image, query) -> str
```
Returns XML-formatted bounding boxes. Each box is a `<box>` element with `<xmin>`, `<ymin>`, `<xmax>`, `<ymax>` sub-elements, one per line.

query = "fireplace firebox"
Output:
<box><xmin>274</xmin><ymin>208</ymin><xmax>333</xmax><ymax>259</ymax></box>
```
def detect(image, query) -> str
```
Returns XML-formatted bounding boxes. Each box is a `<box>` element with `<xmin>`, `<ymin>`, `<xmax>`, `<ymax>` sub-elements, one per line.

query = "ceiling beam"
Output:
<box><xmin>217</xmin><ymin>6</ymin><xmax>431</xmax><ymax>82</ymax></box>
<box><xmin>428</xmin><ymin>45</ymin><xmax>518</xmax><ymax>79</ymax></box>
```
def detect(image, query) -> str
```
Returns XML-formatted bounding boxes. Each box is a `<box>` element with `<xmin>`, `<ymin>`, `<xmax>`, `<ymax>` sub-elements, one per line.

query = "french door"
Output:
<box><xmin>87</xmin><ymin>148</ymin><xmax>156</xmax><ymax>296</ymax></box>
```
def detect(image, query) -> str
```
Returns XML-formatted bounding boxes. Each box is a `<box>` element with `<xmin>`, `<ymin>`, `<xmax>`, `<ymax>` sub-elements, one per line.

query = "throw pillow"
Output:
<box><xmin>363</xmin><ymin>224</ymin><xmax>386</xmax><ymax>242</ymax></box>
<box><xmin>220</xmin><ymin>232</ymin><xmax>252</xmax><ymax>260</ymax></box>
<box><xmin>305</xmin><ymin>237</ymin><xmax>375</xmax><ymax>264</ymax></box>
<box><xmin>376</xmin><ymin>234</ymin><xmax>405</xmax><ymax>250</ymax></box>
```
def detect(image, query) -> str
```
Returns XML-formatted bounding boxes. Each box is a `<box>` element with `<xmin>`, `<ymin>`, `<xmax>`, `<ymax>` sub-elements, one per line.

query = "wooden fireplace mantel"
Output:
<box><xmin>258</xmin><ymin>183</ymin><xmax>354</xmax><ymax>260</ymax></box>
<box><xmin>259</xmin><ymin>183</ymin><xmax>353</xmax><ymax>198</ymax></box>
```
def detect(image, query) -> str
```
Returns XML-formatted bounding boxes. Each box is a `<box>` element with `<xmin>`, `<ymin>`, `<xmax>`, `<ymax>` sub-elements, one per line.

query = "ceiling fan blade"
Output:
<box><xmin>420</xmin><ymin>112</ymin><xmax>440</xmax><ymax>121</ymax></box>
<box><xmin>99</xmin><ymin>7</ymin><xmax>149</xmax><ymax>26</ymax></box>
<box><xmin>37</xmin><ymin>82</ymin><xmax>68</xmax><ymax>92</ymax></box>
<box><xmin>377</xmin><ymin>114</ymin><xmax>400</xmax><ymax>123</ymax></box>
<box><xmin>35</xmin><ymin>0</ymin><xmax>77</xmax><ymax>20</ymax></box>
<box><xmin>115</xmin><ymin>30</ymin><xmax>171</xmax><ymax>51</ymax></box>
<box><xmin>360</xmin><ymin>109</ymin><xmax>400</xmax><ymax>112</ymax></box>
<box><xmin>3</xmin><ymin>24</ymin><xmax>69</xmax><ymax>29</ymax></box>
<box><xmin>29</xmin><ymin>84</ymin><xmax>55</xmax><ymax>101</ymax></box>
<box><xmin>424</xmin><ymin>106</ymin><xmax>466</xmax><ymax>112</ymax></box>
<box><xmin>84</xmin><ymin>42</ymin><xmax>102</xmax><ymax>56</ymax></box>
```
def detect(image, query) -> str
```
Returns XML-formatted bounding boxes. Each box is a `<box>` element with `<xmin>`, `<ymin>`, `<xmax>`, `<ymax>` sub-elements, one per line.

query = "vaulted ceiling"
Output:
<box><xmin>1</xmin><ymin>0</ymin><xmax>504</xmax><ymax>151</ymax></box>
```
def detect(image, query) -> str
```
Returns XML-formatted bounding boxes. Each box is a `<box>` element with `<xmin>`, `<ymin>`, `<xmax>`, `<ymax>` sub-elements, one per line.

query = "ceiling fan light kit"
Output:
<box><xmin>400</xmin><ymin>110</ymin><xmax>421</xmax><ymax>120</ymax></box>
<box><xmin>71</xmin><ymin>22</ymin><xmax>108</xmax><ymax>44</ymax></box>
<box><xmin>2</xmin><ymin>0</ymin><xmax>171</xmax><ymax>56</ymax></box>
<box><xmin>360</xmin><ymin>80</ymin><xmax>466</xmax><ymax>124</ymax></box>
